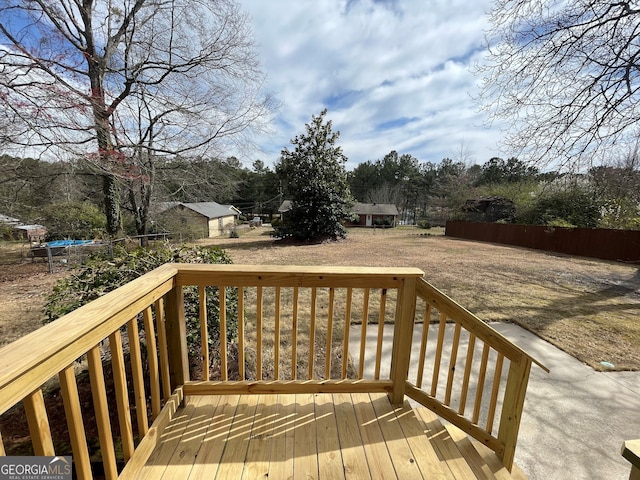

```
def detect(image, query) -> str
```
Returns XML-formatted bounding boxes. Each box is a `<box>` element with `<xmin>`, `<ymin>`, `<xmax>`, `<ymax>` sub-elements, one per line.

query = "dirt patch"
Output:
<box><xmin>0</xmin><ymin>261</ymin><xmax>70</xmax><ymax>347</ymax></box>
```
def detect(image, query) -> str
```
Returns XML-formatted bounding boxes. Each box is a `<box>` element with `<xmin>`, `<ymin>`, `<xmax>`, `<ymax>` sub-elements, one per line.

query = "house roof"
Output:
<box><xmin>160</xmin><ymin>202</ymin><xmax>240</xmax><ymax>219</ymax></box>
<box><xmin>352</xmin><ymin>203</ymin><xmax>398</xmax><ymax>216</ymax></box>
<box><xmin>15</xmin><ymin>224</ymin><xmax>46</xmax><ymax>231</ymax></box>
<box><xmin>0</xmin><ymin>214</ymin><xmax>21</xmax><ymax>226</ymax></box>
<box><xmin>278</xmin><ymin>201</ymin><xmax>398</xmax><ymax>216</ymax></box>
<box><xmin>278</xmin><ymin>200</ymin><xmax>292</xmax><ymax>213</ymax></box>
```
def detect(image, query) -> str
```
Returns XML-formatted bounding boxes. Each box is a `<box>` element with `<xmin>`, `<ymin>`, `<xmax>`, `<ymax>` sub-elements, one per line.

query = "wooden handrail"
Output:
<box><xmin>0</xmin><ymin>263</ymin><xmax>178</xmax><ymax>416</ymax></box>
<box><xmin>408</xmin><ymin>278</ymin><xmax>547</xmax><ymax>471</ymax></box>
<box><xmin>416</xmin><ymin>279</ymin><xmax>547</xmax><ymax>371</ymax></box>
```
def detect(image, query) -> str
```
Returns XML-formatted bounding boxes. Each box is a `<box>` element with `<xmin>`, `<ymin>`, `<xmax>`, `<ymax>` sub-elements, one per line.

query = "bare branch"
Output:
<box><xmin>478</xmin><ymin>0</ymin><xmax>640</xmax><ymax>169</ymax></box>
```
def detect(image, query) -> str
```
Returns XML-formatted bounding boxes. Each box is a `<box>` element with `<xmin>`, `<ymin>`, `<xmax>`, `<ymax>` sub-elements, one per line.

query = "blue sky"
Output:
<box><xmin>237</xmin><ymin>0</ymin><xmax>503</xmax><ymax>170</ymax></box>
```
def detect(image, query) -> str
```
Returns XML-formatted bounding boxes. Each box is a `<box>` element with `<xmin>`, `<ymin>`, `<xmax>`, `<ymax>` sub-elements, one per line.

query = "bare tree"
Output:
<box><xmin>478</xmin><ymin>1</ymin><xmax>640</xmax><ymax>169</ymax></box>
<box><xmin>0</xmin><ymin>0</ymin><xmax>274</xmax><ymax>236</ymax></box>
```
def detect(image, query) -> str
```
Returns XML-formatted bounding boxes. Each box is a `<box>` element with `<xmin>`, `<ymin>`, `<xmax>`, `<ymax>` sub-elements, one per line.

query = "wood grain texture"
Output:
<box><xmin>59</xmin><ymin>366</ymin><xmax>92</xmax><ymax>480</ymax></box>
<box><xmin>23</xmin><ymin>389</ymin><xmax>54</xmax><ymax>456</ymax></box>
<box><xmin>128</xmin><ymin>392</ymin><xmax>527</xmax><ymax>479</ymax></box>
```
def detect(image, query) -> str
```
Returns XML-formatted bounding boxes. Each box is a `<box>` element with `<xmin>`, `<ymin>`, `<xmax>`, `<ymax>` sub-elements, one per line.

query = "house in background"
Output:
<box><xmin>0</xmin><ymin>213</ymin><xmax>47</xmax><ymax>241</ymax></box>
<box><xmin>277</xmin><ymin>201</ymin><xmax>399</xmax><ymax>227</ymax></box>
<box><xmin>349</xmin><ymin>202</ymin><xmax>398</xmax><ymax>227</ymax></box>
<box><xmin>157</xmin><ymin>202</ymin><xmax>240</xmax><ymax>238</ymax></box>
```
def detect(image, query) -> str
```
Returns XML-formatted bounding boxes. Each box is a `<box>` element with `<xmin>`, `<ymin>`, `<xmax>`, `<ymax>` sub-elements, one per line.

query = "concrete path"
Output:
<box><xmin>349</xmin><ymin>322</ymin><xmax>640</xmax><ymax>480</ymax></box>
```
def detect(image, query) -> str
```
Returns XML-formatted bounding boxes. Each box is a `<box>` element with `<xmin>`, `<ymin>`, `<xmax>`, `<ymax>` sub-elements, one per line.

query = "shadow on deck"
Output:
<box><xmin>133</xmin><ymin>393</ymin><xmax>526</xmax><ymax>480</ymax></box>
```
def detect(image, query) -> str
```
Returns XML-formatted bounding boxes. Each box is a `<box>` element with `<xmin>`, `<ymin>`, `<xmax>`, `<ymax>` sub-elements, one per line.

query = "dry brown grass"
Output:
<box><xmin>206</xmin><ymin>226</ymin><xmax>640</xmax><ymax>371</ymax></box>
<box><xmin>233</xmin><ymin>285</ymin><xmax>386</xmax><ymax>381</ymax></box>
<box><xmin>1</xmin><ymin>227</ymin><xmax>638</xmax><ymax>372</ymax></box>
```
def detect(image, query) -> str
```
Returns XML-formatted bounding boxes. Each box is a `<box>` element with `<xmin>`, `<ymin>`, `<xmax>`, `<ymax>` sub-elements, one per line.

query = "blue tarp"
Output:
<box><xmin>46</xmin><ymin>239</ymin><xmax>93</xmax><ymax>247</ymax></box>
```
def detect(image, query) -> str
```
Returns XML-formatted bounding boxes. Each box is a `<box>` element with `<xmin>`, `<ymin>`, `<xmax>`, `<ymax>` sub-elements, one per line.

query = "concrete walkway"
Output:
<box><xmin>349</xmin><ymin>322</ymin><xmax>640</xmax><ymax>480</ymax></box>
<box><xmin>495</xmin><ymin>322</ymin><xmax>640</xmax><ymax>480</ymax></box>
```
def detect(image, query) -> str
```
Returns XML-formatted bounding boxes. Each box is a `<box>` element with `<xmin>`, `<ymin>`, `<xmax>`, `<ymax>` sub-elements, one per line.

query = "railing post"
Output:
<box><xmin>165</xmin><ymin>284</ymin><xmax>189</xmax><ymax>392</ymax></box>
<box><xmin>389</xmin><ymin>276</ymin><xmax>417</xmax><ymax>405</ymax></box>
<box><xmin>497</xmin><ymin>357</ymin><xmax>532</xmax><ymax>471</ymax></box>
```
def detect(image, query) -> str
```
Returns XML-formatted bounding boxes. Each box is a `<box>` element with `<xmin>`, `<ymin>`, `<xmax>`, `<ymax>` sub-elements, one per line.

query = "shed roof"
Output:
<box><xmin>160</xmin><ymin>202</ymin><xmax>240</xmax><ymax>219</ymax></box>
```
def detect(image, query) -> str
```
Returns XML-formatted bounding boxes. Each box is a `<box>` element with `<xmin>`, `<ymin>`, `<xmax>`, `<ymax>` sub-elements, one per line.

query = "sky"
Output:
<box><xmin>237</xmin><ymin>0</ymin><xmax>503</xmax><ymax>170</ymax></box>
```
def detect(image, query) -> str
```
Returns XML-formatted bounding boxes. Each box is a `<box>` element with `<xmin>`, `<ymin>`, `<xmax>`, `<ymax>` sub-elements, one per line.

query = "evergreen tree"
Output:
<box><xmin>275</xmin><ymin>110</ymin><xmax>353</xmax><ymax>240</ymax></box>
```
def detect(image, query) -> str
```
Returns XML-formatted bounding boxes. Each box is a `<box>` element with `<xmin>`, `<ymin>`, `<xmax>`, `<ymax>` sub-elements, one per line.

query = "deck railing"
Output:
<box><xmin>0</xmin><ymin>264</ymin><xmax>544</xmax><ymax>479</ymax></box>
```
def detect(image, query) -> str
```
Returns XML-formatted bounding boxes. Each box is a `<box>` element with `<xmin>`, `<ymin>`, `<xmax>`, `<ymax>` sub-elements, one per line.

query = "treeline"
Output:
<box><xmin>348</xmin><ymin>151</ymin><xmax>640</xmax><ymax>229</ymax></box>
<box><xmin>0</xmin><ymin>155</ymin><xmax>281</xmax><ymax>240</ymax></box>
<box><xmin>2</xmin><ymin>150</ymin><xmax>639</xmax><ymax>240</ymax></box>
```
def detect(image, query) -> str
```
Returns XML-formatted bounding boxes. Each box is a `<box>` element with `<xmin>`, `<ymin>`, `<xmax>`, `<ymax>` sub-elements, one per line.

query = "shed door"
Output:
<box><xmin>366</xmin><ymin>215</ymin><xmax>372</xmax><ymax>226</ymax></box>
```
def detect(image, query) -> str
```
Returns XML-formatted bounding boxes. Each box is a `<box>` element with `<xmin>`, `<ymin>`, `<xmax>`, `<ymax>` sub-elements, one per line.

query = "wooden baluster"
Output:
<box><xmin>59</xmin><ymin>366</ymin><xmax>92</xmax><ymax>480</ymax></box>
<box><xmin>358</xmin><ymin>288</ymin><xmax>370</xmax><ymax>379</ymax></box>
<box><xmin>143</xmin><ymin>306</ymin><xmax>161</xmax><ymax>418</ymax></box>
<box><xmin>165</xmin><ymin>285</ymin><xmax>189</xmax><ymax>391</ymax></box>
<box><xmin>273</xmin><ymin>287</ymin><xmax>280</xmax><ymax>380</ymax></box>
<box><xmin>486</xmin><ymin>353</ymin><xmax>505</xmax><ymax>435</ymax></box>
<box><xmin>0</xmin><ymin>433</ymin><xmax>5</xmax><ymax>456</ymax></box>
<box><xmin>109</xmin><ymin>330</ymin><xmax>135</xmax><ymax>461</ymax></box>
<box><xmin>87</xmin><ymin>346</ymin><xmax>118</xmax><ymax>480</ymax></box>
<box><xmin>220</xmin><ymin>286</ymin><xmax>228</xmax><ymax>381</ymax></box>
<box><xmin>430</xmin><ymin>313</ymin><xmax>447</xmax><ymax>397</ymax></box>
<box><xmin>254</xmin><ymin>286</ymin><xmax>262</xmax><ymax>380</ymax></box>
<box><xmin>374</xmin><ymin>288</ymin><xmax>387</xmax><ymax>380</ymax></box>
<box><xmin>308</xmin><ymin>287</ymin><xmax>317</xmax><ymax>380</ymax></box>
<box><xmin>23</xmin><ymin>389</ymin><xmax>54</xmax><ymax>456</ymax></box>
<box><xmin>238</xmin><ymin>286</ymin><xmax>246</xmax><ymax>380</ymax></box>
<box><xmin>127</xmin><ymin>318</ymin><xmax>149</xmax><ymax>436</ymax></box>
<box><xmin>444</xmin><ymin>322</ymin><xmax>462</xmax><ymax>406</ymax></box>
<box><xmin>199</xmin><ymin>286</ymin><xmax>209</xmax><ymax>381</ymax></box>
<box><xmin>292</xmin><ymin>286</ymin><xmax>299</xmax><ymax>380</ymax></box>
<box><xmin>472</xmin><ymin>343</ymin><xmax>491</xmax><ymax>424</ymax></box>
<box><xmin>256</xmin><ymin>286</ymin><xmax>264</xmax><ymax>380</ymax></box>
<box><xmin>459</xmin><ymin>334</ymin><xmax>477</xmax><ymax>415</ymax></box>
<box><xmin>342</xmin><ymin>287</ymin><xmax>353</xmax><ymax>379</ymax></box>
<box><xmin>325</xmin><ymin>288</ymin><xmax>335</xmax><ymax>379</ymax></box>
<box><xmin>155</xmin><ymin>298</ymin><xmax>171</xmax><ymax>401</ymax></box>
<box><xmin>416</xmin><ymin>302</ymin><xmax>432</xmax><ymax>388</ymax></box>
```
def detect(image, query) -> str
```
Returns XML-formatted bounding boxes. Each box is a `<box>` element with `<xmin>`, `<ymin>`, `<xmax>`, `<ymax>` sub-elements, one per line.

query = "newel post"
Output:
<box><xmin>164</xmin><ymin>283</ymin><xmax>189</xmax><ymax>392</ymax></box>
<box><xmin>389</xmin><ymin>276</ymin><xmax>417</xmax><ymax>405</ymax></box>
<box><xmin>621</xmin><ymin>440</ymin><xmax>640</xmax><ymax>480</ymax></box>
<box><xmin>497</xmin><ymin>357</ymin><xmax>532</xmax><ymax>471</ymax></box>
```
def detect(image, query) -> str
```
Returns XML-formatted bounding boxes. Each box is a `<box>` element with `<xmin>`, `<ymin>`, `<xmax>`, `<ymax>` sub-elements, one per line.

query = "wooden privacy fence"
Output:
<box><xmin>446</xmin><ymin>220</ymin><xmax>640</xmax><ymax>262</ymax></box>
<box><xmin>0</xmin><ymin>264</ymin><xmax>545</xmax><ymax>479</ymax></box>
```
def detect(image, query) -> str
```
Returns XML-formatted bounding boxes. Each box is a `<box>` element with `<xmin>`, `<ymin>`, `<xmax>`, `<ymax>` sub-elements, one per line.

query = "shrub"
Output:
<box><xmin>41</xmin><ymin>201</ymin><xmax>107</xmax><ymax>240</ymax></box>
<box><xmin>43</xmin><ymin>243</ymin><xmax>238</xmax><ymax>359</ymax></box>
<box><xmin>417</xmin><ymin>220</ymin><xmax>432</xmax><ymax>229</ymax></box>
<box><xmin>517</xmin><ymin>187</ymin><xmax>602</xmax><ymax>228</ymax></box>
<box><xmin>270</xmin><ymin>218</ymin><xmax>282</xmax><ymax>228</ymax></box>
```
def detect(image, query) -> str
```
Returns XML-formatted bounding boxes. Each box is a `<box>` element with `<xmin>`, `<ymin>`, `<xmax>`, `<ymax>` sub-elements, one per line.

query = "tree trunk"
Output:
<box><xmin>103</xmin><ymin>174</ymin><xmax>121</xmax><ymax>237</ymax></box>
<box><xmin>128</xmin><ymin>182</ymin><xmax>152</xmax><ymax>247</ymax></box>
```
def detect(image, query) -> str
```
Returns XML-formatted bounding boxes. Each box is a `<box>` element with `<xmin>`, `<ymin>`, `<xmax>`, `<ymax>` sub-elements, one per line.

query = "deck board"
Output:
<box><xmin>267</xmin><ymin>394</ymin><xmax>295</xmax><ymax>479</ymax></box>
<box><xmin>135</xmin><ymin>393</ymin><xmax>527</xmax><ymax>480</ymax></box>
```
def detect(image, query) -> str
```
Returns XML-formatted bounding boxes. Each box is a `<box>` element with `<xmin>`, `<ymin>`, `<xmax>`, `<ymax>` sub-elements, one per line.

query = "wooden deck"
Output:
<box><xmin>136</xmin><ymin>392</ymin><xmax>527</xmax><ymax>480</ymax></box>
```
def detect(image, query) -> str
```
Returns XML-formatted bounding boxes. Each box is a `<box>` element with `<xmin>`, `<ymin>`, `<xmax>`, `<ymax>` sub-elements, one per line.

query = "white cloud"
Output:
<box><xmin>238</xmin><ymin>0</ymin><xmax>505</xmax><ymax>169</ymax></box>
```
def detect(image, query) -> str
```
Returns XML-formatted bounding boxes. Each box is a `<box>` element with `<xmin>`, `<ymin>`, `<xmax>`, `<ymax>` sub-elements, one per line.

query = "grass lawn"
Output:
<box><xmin>203</xmin><ymin>226</ymin><xmax>640</xmax><ymax>371</ymax></box>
